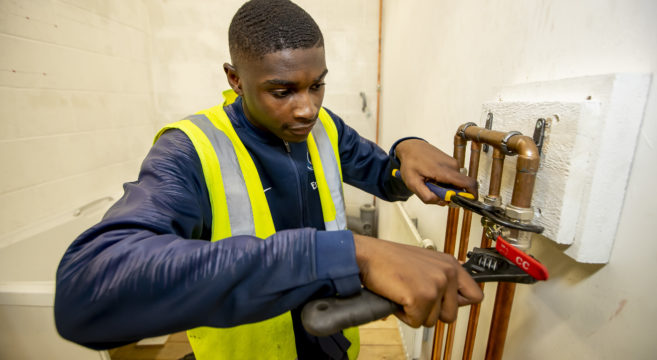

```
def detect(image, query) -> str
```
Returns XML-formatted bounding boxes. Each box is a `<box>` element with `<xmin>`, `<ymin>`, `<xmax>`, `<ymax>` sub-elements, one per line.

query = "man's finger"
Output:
<box><xmin>432</xmin><ymin>169</ymin><xmax>478</xmax><ymax>198</ymax></box>
<box><xmin>456</xmin><ymin>267</ymin><xmax>484</xmax><ymax>306</ymax></box>
<box><xmin>406</xmin><ymin>176</ymin><xmax>440</xmax><ymax>204</ymax></box>
<box><xmin>438</xmin><ymin>270</ymin><xmax>459</xmax><ymax>323</ymax></box>
<box><xmin>395</xmin><ymin>308</ymin><xmax>423</xmax><ymax>329</ymax></box>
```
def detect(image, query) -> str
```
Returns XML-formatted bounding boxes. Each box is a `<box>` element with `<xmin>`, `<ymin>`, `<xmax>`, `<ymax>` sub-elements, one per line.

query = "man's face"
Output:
<box><xmin>226</xmin><ymin>46</ymin><xmax>328</xmax><ymax>143</ymax></box>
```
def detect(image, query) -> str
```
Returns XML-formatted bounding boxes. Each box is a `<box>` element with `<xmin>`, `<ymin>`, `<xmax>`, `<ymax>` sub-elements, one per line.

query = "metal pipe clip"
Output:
<box><xmin>459</xmin><ymin>122</ymin><xmax>478</xmax><ymax>139</ymax></box>
<box><xmin>500</xmin><ymin>131</ymin><xmax>522</xmax><ymax>155</ymax></box>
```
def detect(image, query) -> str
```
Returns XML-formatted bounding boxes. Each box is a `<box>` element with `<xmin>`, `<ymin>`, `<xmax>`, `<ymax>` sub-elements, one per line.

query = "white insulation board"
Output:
<box><xmin>476</xmin><ymin>74</ymin><xmax>651</xmax><ymax>263</ymax></box>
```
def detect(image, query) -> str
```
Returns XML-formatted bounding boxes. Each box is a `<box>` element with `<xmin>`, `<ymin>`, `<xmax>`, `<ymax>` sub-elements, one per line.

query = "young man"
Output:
<box><xmin>55</xmin><ymin>1</ymin><xmax>483</xmax><ymax>359</ymax></box>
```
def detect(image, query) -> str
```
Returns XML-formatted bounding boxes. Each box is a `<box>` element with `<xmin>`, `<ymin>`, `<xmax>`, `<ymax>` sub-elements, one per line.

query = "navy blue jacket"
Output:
<box><xmin>54</xmin><ymin>97</ymin><xmax>412</xmax><ymax>353</ymax></box>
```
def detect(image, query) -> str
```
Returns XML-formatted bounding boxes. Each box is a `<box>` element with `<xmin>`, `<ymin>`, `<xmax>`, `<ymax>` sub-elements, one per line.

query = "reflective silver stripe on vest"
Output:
<box><xmin>311</xmin><ymin>120</ymin><xmax>347</xmax><ymax>231</ymax></box>
<box><xmin>186</xmin><ymin>114</ymin><xmax>256</xmax><ymax>237</ymax></box>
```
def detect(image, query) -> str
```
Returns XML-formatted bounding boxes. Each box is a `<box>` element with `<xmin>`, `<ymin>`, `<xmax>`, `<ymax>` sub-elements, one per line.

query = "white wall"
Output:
<box><xmin>379</xmin><ymin>0</ymin><xmax>657</xmax><ymax>359</ymax></box>
<box><xmin>146</xmin><ymin>0</ymin><xmax>379</xmax><ymax>131</ymax></box>
<box><xmin>0</xmin><ymin>0</ymin><xmax>155</xmax><ymax>242</ymax></box>
<box><xmin>0</xmin><ymin>0</ymin><xmax>380</xmax><ymax>242</ymax></box>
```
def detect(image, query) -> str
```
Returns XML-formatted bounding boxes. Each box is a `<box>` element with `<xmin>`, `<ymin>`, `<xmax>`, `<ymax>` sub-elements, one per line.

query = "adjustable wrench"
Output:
<box><xmin>301</xmin><ymin>239</ymin><xmax>547</xmax><ymax>337</ymax></box>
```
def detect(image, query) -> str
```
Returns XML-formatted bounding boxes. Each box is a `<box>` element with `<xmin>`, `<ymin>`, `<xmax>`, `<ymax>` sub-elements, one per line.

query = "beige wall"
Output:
<box><xmin>378</xmin><ymin>0</ymin><xmax>657</xmax><ymax>359</ymax></box>
<box><xmin>147</xmin><ymin>0</ymin><xmax>380</xmax><ymax>133</ymax></box>
<box><xmin>0</xmin><ymin>0</ymin><xmax>381</xmax><ymax>242</ymax></box>
<box><xmin>0</xmin><ymin>0</ymin><xmax>155</xmax><ymax>243</ymax></box>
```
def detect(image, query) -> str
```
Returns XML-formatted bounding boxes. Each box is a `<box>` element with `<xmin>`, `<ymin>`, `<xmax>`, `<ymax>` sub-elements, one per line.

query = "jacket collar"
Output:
<box><xmin>225</xmin><ymin>96</ymin><xmax>283</xmax><ymax>146</ymax></box>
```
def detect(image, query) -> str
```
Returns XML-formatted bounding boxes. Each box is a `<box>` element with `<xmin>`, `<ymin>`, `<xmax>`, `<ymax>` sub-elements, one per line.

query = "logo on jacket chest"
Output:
<box><xmin>307</xmin><ymin>151</ymin><xmax>318</xmax><ymax>190</ymax></box>
<box><xmin>306</xmin><ymin>151</ymin><xmax>313</xmax><ymax>171</ymax></box>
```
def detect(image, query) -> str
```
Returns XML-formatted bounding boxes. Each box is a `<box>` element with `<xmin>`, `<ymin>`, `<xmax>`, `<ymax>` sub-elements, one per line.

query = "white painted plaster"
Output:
<box><xmin>379</xmin><ymin>0</ymin><xmax>657</xmax><ymax>358</ymax></box>
<box><xmin>0</xmin><ymin>0</ymin><xmax>154</xmax><ymax>238</ymax></box>
<box><xmin>1</xmin><ymin>0</ymin><xmax>380</xmax><ymax>237</ymax></box>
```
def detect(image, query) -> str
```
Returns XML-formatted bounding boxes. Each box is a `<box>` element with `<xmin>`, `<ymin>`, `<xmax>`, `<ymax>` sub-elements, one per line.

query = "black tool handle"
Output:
<box><xmin>301</xmin><ymin>248</ymin><xmax>543</xmax><ymax>336</ymax></box>
<box><xmin>301</xmin><ymin>288</ymin><xmax>400</xmax><ymax>337</ymax></box>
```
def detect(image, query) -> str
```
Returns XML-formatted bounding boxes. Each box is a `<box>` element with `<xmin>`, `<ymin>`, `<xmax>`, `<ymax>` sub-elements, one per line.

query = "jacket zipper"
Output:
<box><xmin>283</xmin><ymin>140</ymin><xmax>305</xmax><ymax>227</ymax></box>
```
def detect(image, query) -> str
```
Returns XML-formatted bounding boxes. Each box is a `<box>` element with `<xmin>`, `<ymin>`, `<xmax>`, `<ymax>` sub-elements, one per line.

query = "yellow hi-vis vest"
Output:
<box><xmin>154</xmin><ymin>90</ymin><xmax>360</xmax><ymax>360</ymax></box>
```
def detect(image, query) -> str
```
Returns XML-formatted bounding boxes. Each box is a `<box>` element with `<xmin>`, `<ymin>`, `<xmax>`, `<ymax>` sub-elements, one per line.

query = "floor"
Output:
<box><xmin>108</xmin><ymin>317</ymin><xmax>405</xmax><ymax>360</ymax></box>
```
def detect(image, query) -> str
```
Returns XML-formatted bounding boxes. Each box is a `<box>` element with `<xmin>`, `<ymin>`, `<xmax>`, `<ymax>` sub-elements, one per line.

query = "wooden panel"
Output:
<box><xmin>358</xmin><ymin>345</ymin><xmax>406</xmax><ymax>360</ymax></box>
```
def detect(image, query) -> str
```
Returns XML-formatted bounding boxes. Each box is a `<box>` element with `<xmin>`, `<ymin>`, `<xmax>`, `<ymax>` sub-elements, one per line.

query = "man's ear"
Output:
<box><xmin>223</xmin><ymin>63</ymin><xmax>243</xmax><ymax>96</ymax></box>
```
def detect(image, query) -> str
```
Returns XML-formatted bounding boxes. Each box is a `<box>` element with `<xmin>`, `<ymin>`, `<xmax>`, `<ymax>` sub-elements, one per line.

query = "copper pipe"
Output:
<box><xmin>454</xmin><ymin>138</ymin><xmax>467</xmax><ymax>169</ymax></box>
<box><xmin>439</xmin><ymin>141</ymin><xmax>482</xmax><ymax>360</ymax></box>
<box><xmin>509</xmin><ymin>136</ymin><xmax>540</xmax><ymax>207</ymax></box>
<box><xmin>469</xmin><ymin>141</ymin><xmax>482</xmax><ymax>178</ymax></box>
<box><xmin>462</xmin><ymin>235</ymin><xmax>489</xmax><ymax>360</ymax></box>
<box><xmin>488</xmin><ymin>135</ymin><xmax>538</xmax><ymax>359</ymax></box>
<box><xmin>457</xmin><ymin>211</ymin><xmax>474</xmax><ymax>262</ymax></box>
<box><xmin>432</xmin><ymin>321</ymin><xmax>446</xmax><ymax>360</ymax></box>
<box><xmin>374</xmin><ymin>0</ymin><xmax>382</xmax><ymax>145</ymax></box>
<box><xmin>432</xmin><ymin>207</ymin><xmax>458</xmax><ymax>360</ymax></box>
<box><xmin>462</xmin><ymin>299</ymin><xmax>481</xmax><ymax>360</ymax></box>
<box><xmin>455</xmin><ymin>124</ymin><xmax>540</xmax><ymax>360</ymax></box>
<box><xmin>456</xmin><ymin>141</ymin><xmax>481</xmax><ymax>261</ymax></box>
<box><xmin>432</xmin><ymin>133</ymin><xmax>469</xmax><ymax>360</ymax></box>
<box><xmin>458</xmin><ymin>125</ymin><xmax>540</xmax><ymax>207</ymax></box>
<box><xmin>488</xmin><ymin>148</ymin><xmax>505</xmax><ymax>200</ymax></box>
<box><xmin>445</xmin><ymin>209</ymin><xmax>460</xmax><ymax>255</ymax></box>
<box><xmin>439</xmin><ymin>208</ymin><xmax>459</xmax><ymax>360</ymax></box>
<box><xmin>432</xmin><ymin>206</ymin><xmax>459</xmax><ymax>360</ymax></box>
<box><xmin>436</xmin><ymin>126</ymin><xmax>541</xmax><ymax>360</ymax></box>
<box><xmin>485</xmin><ymin>283</ymin><xmax>517</xmax><ymax>359</ymax></box>
<box><xmin>444</xmin><ymin>324</ymin><xmax>456</xmax><ymax>360</ymax></box>
<box><xmin>371</xmin><ymin>0</ymin><xmax>384</xmax><ymax>207</ymax></box>
<box><xmin>462</xmin><ymin>145</ymin><xmax>502</xmax><ymax>360</ymax></box>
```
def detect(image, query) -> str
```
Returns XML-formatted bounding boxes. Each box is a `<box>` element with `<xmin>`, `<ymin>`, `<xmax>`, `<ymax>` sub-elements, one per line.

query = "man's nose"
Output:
<box><xmin>293</xmin><ymin>91</ymin><xmax>317</xmax><ymax>120</ymax></box>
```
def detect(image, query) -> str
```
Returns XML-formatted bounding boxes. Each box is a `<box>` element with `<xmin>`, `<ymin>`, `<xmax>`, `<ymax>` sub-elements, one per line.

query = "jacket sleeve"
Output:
<box><xmin>325</xmin><ymin>108</ymin><xmax>414</xmax><ymax>201</ymax></box>
<box><xmin>54</xmin><ymin>130</ymin><xmax>361</xmax><ymax>350</ymax></box>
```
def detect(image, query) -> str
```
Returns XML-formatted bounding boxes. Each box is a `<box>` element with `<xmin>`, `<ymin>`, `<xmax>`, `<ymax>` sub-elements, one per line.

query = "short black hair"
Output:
<box><xmin>228</xmin><ymin>0</ymin><xmax>324</xmax><ymax>64</ymax></box>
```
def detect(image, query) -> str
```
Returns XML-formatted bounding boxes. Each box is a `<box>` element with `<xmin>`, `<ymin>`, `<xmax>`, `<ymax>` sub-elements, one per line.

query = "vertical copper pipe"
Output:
<box><xmin>432</xmin><ymin>325</ymin><xmax>445</xmax><ymax>360</ymax></box>
<box><xmin>456</xmin><ymin>141</ymin><xmax>481</xmax><ymax>261</ymax></box>
<box><xmin>461</xmin><ymin>234</ymin><xmax>490</xmax><ymax>360</ymax></box>
<box><xmin>462</xmin><ymin>147</ymin><xmax>504</xmax><ymax>360</ymax></box>
<box><xmin>442</xmin><ymin>206</ymin><xmax>460</xmax><ymax>360</ymax></box>
<box><xmin>456</xmin><ymin>210</ymin><xmax>474</xmax><ymax>261</ymax></box>
<box><xmin>473</xmin><ymin>131</ymin><xmax>538</xmax><ymax>360</ymax></box>
<box><xmin>454</xmin><ymin>140</ymin><xmax>467</xmax><ymax>170</ymax></box>
<box><xmin>443</xmin><ymin>323</ymin><xmax>456</xmax><ymax>360</ymax></box>
<box><xmin>488</xmin><ymin>148</ymin><xmax>505</xmax><ymax>201</ymax></box>
<box><xmin>443</xmin><ymin>142</ymin><xmax>482</xmax><ymax>360</ymax></box>
<box><xmin>371</xmin><ymin>0</ymin><xmax>384</xmax><ymax>207</ymax></box>
<box><xmin>509</xmin><ymin>137</ymin><xmax>540</xmax><ymax>208</ymax></box>
<box><xmin>374</xmin><ymin>0</ymin><xmax>382</xmax><ymax>146</ymax></box>
<box><xmin>484</xmin><ymin>283</ymin><xmax>517</xmax><ymax>359</ymax></box>
<box><xmin>432</xmin><ymin>206</ymin><xmax>459</xmax><ymax>360</ymax></box>
<box><xmin>435</xmin><ymin>126</ymin><xmax>542</xmax><ymax>360</ymax></box>
<box><xmin>431</xmin><ymin>134</ymin><xmax>468</xmax><ymax>360</ymax></box>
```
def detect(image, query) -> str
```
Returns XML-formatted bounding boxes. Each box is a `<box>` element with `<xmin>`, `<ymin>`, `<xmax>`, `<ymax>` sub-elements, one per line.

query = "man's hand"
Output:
<box><xmin>395</xmin><ymin>139</ymin><xmax>477</xmax><ymax>205</ymax></box>
<box><xmin>353</xmin><ymin>234</ymin><xmax>484</xmax><ymax>327</ymax></box>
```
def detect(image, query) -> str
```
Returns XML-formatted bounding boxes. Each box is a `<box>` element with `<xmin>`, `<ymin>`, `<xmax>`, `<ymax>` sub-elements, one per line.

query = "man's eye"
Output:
<box><xmin>271</xmin><ymin>90</ymin><xmax>291</xmax><ymax>98</ymax></box>
<box><xmin>311</xmin><ymin>83</ymin><xmax>326</xmax><ymax>91</ymax></box>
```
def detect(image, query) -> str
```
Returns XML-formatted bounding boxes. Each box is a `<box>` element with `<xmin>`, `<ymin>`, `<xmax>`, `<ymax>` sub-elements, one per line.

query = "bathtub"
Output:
<box><xmin>0</xmin><ymin>195</ymin><xmax>117</xmax><ymax>360</ymax></box>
